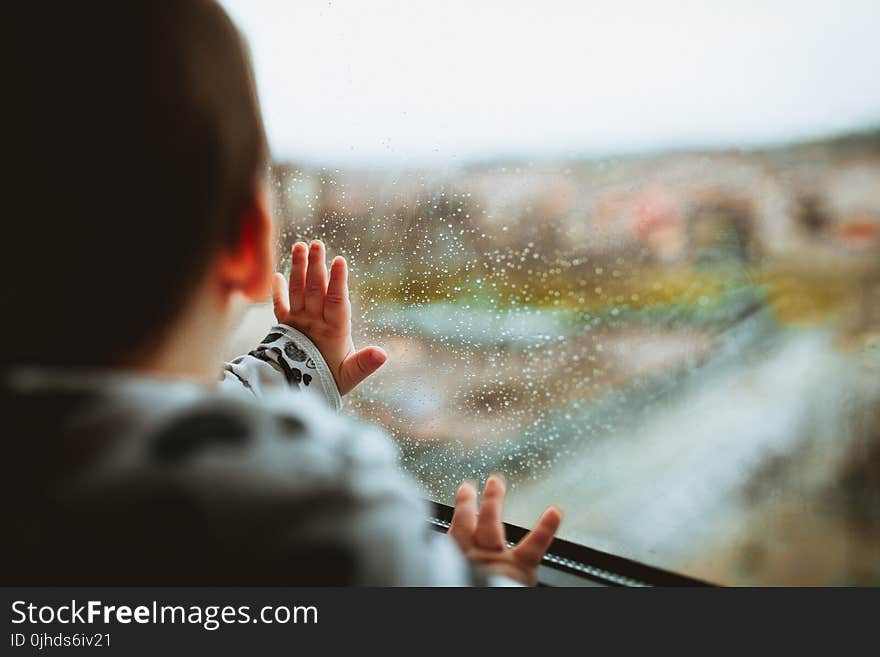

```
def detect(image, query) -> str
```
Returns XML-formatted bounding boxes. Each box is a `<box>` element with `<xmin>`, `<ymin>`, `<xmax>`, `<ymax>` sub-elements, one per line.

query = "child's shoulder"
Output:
<box><xmin>139</xmin><ymin>379</ymin><xmax>405</xmax><ymax>505</ymax></box>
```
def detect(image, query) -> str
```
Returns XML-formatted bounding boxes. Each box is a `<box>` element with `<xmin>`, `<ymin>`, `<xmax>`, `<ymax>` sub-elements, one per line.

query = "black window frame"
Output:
<box><xmin>428</xmin><ymin>501</ymin><xmax>710</xmax><ymax>587</ymax></box>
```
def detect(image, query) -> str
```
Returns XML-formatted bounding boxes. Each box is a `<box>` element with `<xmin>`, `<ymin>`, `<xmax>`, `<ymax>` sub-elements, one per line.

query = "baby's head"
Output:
<box><xmin>8</xmin><ymin>1</ymin><xmax>273</xmax><ymax>370</ymax></box>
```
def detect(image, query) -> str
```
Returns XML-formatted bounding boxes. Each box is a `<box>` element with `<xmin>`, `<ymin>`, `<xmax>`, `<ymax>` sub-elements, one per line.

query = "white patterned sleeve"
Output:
<box><xmin>220</xmin><ymin>323</ymin><xmax>342</xmax><ymax>411</ymax></box>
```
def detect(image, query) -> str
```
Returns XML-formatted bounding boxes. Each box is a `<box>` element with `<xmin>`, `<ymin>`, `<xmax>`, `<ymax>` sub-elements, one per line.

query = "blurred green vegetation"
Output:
<box><xmin>352</xmin><ymin>261</ymin><xmax>862</xmax><ymax>328</ymax></box>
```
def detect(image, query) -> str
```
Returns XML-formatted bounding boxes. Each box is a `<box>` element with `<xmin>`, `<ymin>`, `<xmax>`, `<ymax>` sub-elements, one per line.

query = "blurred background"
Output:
<box><xmin>222</xmin><ymin>0</ymin><xmax>880</xmax><ymax>585</ymax></box>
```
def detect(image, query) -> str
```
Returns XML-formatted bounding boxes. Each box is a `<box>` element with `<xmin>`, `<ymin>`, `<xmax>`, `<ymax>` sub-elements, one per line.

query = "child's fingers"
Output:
<box><xmin>512</xmin><ymin>507</ymin><xmax>561</xmax><ymax>568</ymax></box>
<box><xmin>324</xmin><ymin>256</ymin><xmax>350</xmax><ymax>327</ymax></box>
<box><xmin>448</xmin><ymin>481</ymin><xmax>478</xmax><ymax>551</ymax></box>
<box><xmin>473</xmin><ymin>475</ymin><xmax>507</xmax><ymax>551</ymax></box>
<box><xmin>304</xmin><ymin>241</ymin><xmax>328</xmax><ymax>315</ymax></box>
<box><xmin>289</xmin><ymin>242</ymin><xmax>308</xmax><ymax>313</ymax></box>
<box><xmin>271</xmin><ymin>273</ymin><xmax>290</xmax><ymax>320</ymax></box>
<box><xmin>338</xmin><ymin>346</ymin><xmax>387</xmax><ymax>395</ymax></box>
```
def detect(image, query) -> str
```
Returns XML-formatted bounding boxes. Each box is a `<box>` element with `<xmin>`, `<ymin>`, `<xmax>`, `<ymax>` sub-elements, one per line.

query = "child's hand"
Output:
<box><xmin>271</xmin><ymin>241</ymin><xmax>387</xmax><ymax>395</ymax></box>
<box><xmin>448</xmin><ymin>476</ymin><xmax>562</xmax><ymax>586</ymax></box>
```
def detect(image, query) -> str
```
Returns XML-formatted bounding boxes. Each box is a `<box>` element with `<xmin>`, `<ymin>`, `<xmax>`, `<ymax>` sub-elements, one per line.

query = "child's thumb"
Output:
<box><xmin>339</xmin><ymin>346</ymin><xmax>387</xmax><ymax>394</ymax></box>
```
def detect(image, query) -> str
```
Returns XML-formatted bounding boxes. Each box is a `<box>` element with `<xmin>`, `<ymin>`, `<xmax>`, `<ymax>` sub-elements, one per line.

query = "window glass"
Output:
<box><xmin>223</xmin><ymin>0</ymin><xmax>880</xmax><ymax>585</ymax></box>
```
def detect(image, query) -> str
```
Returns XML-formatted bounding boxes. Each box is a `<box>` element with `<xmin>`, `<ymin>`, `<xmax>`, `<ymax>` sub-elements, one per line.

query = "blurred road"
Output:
<box><xmin>503</xmin><ymin>322</ymin><xmax>878</xmax><ymax>578</ymax></box>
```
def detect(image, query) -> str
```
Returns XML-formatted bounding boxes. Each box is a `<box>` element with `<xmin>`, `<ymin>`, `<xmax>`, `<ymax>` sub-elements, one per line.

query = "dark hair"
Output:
<box><xmin>4</xmin><ymin>0</ymin><xmax>268</xmax><ymax>367</ymax></box>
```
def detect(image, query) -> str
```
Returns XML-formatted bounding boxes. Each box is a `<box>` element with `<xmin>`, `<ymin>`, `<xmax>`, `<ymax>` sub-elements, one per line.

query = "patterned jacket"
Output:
<box><xmin>1</xmin><ymin>324</ymin><xmax>501</xmax><ymax>585</ymax></box>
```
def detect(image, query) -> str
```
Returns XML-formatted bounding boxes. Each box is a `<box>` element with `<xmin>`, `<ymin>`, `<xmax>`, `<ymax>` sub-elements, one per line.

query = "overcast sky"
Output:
<box><xmin>221</xmin><ymin>0</ymin><xmax>880</xmax><ymax>167</ymax></box>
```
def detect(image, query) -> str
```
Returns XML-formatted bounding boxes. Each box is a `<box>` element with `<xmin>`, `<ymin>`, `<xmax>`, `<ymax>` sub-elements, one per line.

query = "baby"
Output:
<box><xmin>2</xmin><ymin>0</ymin><xmax>559</xmax><ymax>585</ymax></box>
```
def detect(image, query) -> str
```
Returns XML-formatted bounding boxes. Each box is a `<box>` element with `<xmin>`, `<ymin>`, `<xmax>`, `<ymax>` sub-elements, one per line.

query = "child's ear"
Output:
<box><xmin>218</xmin><ymin>182</ymin><xmax>274</xmax><ymax>303</ymax></box>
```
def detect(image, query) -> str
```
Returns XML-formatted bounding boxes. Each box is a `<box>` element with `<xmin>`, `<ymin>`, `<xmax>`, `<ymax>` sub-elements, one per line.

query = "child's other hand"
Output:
<box><xmin>449</xmin><ymin>476</ymin><xmax>562</xmax><ymax>586</ymax></box>
<box><xmin>272</xmin><ymin>241</ymin><xmax>387</xmax><ymax>396</ymax></box>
